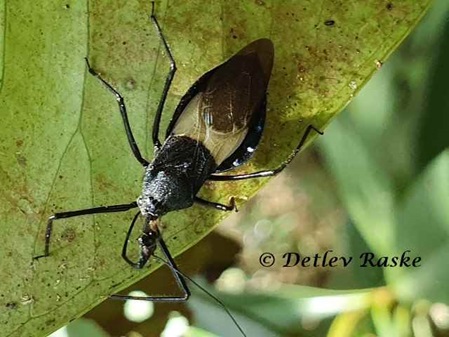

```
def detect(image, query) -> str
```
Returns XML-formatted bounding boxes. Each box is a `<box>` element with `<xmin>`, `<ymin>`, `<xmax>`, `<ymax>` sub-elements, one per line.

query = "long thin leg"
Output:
<box><xmin>110</xmin><ymin>235</ymin><xmax>190</xmax><ymax>302</ymax></box>
<box><xmin>195</xmin><ymin>196</ymin><xmax>238</xmax><ymax>212</ymax></box>
<box><xmin>208</xmin><ymin>125</ymin><xmax>323</xmax><ymax>181</ymax></box>
<box><xmin>120</xmin><ymin>211</ymin><xmax>143</xmax><ymax>268</ymax></box>
<box><xmin>33</xmin><ymin>202</ymin><xmax>138</xmax><ymax>260</ymax></box>
<box><xmin>114</xmin><ymin>233</ymin><xmax>247</xmax><ymax>337</ymax></box>
<box><xmin>85</xmin><ymin>58</ymin><xmax>149</xmax><ymax>167</ymax></box>
<box><xmin>150</xmin><ymin>2</ymin><xmax>177</xmax><ymax>149</ymax></box>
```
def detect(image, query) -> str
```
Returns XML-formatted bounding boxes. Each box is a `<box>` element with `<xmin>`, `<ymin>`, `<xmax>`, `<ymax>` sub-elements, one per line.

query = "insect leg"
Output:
<box><xmin>195</xmin><ymin>196</ymin><xmax>238</xmax><ymax>212</ymax></box>
<box><xmin>33</xmin><ymin>202</ymin><xmax>138</xmax><ymax>260</ymax></box>
<box><xmin>114</xmin><ymin>240</ymin><xmax>247</xmax><ymax>337</ymax></box>
<box><xmin>120</xmin><ymin>211</ymin><xmax>142</xmax><ymax>268</ymax></box>
<box><xmin>111</xmin><ymin>234</ymin><xmax>190</xmax><ymax>302</ymax></box>
<box><xmin>84</xmin><ymin>59</ymin><xmax>149</xmax><ymax>167</ymax></box>
<box><xmin>150</xmin><ymin>2</ymin><xmax>177</xmax><ymax>150</ymax></box>
<box><xmin>115</xmin><ymin>212</ymin><xmax>247</xmax><ymax>336</ymax></box>
<box><xmin>208</xmin><ymin>125</ymin><xmax>323</xmax><ymax>181</ymax></box>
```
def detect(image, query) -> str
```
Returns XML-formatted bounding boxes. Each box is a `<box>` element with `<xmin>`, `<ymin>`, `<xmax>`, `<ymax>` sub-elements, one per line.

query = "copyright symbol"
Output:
<box><xmin>260</xmin><ymin>252</ymin><xmax>275</xmax><ymax>267</ymax></box>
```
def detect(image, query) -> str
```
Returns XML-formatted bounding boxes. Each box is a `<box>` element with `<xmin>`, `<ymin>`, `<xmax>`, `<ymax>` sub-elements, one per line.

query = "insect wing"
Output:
<box><xmin>168</xmin><ymin>39</ymin><xmax>274</xmax><ymax>167</ymax></box>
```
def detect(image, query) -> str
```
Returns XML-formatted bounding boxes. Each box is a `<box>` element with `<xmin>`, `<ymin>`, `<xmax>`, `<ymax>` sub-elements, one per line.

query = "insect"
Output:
<box><xmin>34</xmin><ymin>2</ymin><xmax>322</xmax><ymax>336</ymax></box>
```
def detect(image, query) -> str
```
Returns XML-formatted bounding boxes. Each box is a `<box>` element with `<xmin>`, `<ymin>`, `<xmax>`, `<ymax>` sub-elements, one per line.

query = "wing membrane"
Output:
<box><xmin>170</xmin><ymin>39</ymin><xmax>274</xmax><ymax>166</ymax></box>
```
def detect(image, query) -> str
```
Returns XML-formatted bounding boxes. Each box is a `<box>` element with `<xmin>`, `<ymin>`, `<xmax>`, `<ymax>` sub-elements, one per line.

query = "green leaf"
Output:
<box><xmin>190</xmin><ymin>283</ymin><xmax>373</xmax><ymax>336</ymax></box>
<box><xmin>0</xmin><ymin>0</ymin><xmax>431</xmax><ymax>336</ymax></box>
<box><xmin>387</xmin><ymin>150</ymin><xmax>449</xmax><ymax>303</ymax></box>
<box><xmin>65</xmin><ymin>318</ymin><xmax>110</xmax><ymax>337</ymax></box>
<box><xmin>319</xmin><ymin>116</ymin><xmax>396</xmax><ymax>255</ymax></box>
<box><xmin>416</xmin><ymin>14</ymin><xmax>449</xmax><ymax>171</ymax></box>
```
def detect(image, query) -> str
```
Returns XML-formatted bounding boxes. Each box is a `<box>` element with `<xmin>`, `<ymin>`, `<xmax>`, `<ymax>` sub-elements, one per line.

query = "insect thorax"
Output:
<box><xmin>137</xmin><ymin>135</ymin><xmax>217</xmax><ymax>217</ymax></box>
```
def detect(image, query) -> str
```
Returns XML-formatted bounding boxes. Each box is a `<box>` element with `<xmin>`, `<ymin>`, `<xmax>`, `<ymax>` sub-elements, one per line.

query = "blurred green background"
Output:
<box><xmin>50</xmin><ymin>0</ymin><xmax>449</xmax><ymax>336</ymax></box>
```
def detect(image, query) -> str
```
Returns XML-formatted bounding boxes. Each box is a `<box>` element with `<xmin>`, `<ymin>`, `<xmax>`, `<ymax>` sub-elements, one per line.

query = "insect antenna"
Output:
<box><xmin>110</xmin><ymin>215</ymin><xmax>246</xmax><ymax>335</ymax></box>
<box><xmin>151</xmin><ymin>253</ymin><xmax>247</xmax><ymax>337</ymax></box>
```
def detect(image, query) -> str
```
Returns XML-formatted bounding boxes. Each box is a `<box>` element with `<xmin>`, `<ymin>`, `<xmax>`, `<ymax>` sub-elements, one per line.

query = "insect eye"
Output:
<box><xmin>138</xmin><ymin>233</ymin><xmax>155</xmax><ymax>248</ymax></box>
<box><xmin>152</xmin><ymin>199</ymin><xmax>161</xmax><ymax>208</ymax></box>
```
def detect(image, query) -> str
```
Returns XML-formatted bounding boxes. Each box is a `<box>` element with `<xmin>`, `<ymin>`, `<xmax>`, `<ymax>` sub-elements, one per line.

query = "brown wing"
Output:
<box><xmin>171</xmin><ymin>39</ymin><xmax>274</xmax><ymax>165</ymax></box>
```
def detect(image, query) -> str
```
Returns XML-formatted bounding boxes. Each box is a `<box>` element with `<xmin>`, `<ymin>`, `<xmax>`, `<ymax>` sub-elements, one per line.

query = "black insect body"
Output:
<box><xmin>138</xmin><ymin>37</ymin><xmax>273</xmax><ymax>219</ymax></box>
<box><xmin>33</xmin><ymin>4</ymin><xmax>322</xmax><ymax>336</ymax></box>
<box><xmin>137</xmin><ymin>135</ymin><xmax>216</xmax><ymax>217</ymax></box>
<box><xmin>117</xmin><ymin>37</ymin><xmax>275</xmax><ymax>274</ymax></box>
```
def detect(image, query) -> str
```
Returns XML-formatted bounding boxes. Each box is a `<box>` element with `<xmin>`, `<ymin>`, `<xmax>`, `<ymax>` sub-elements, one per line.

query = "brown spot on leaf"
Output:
<box><xmin>16</xmin><ymin>154</ymin><xmax>27</xmax><ymax>167</ymax></box>
<box><xmin>61</xmin><ymin>227</ymin><xmax>77</xmax><ymax>243</ymax></box>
